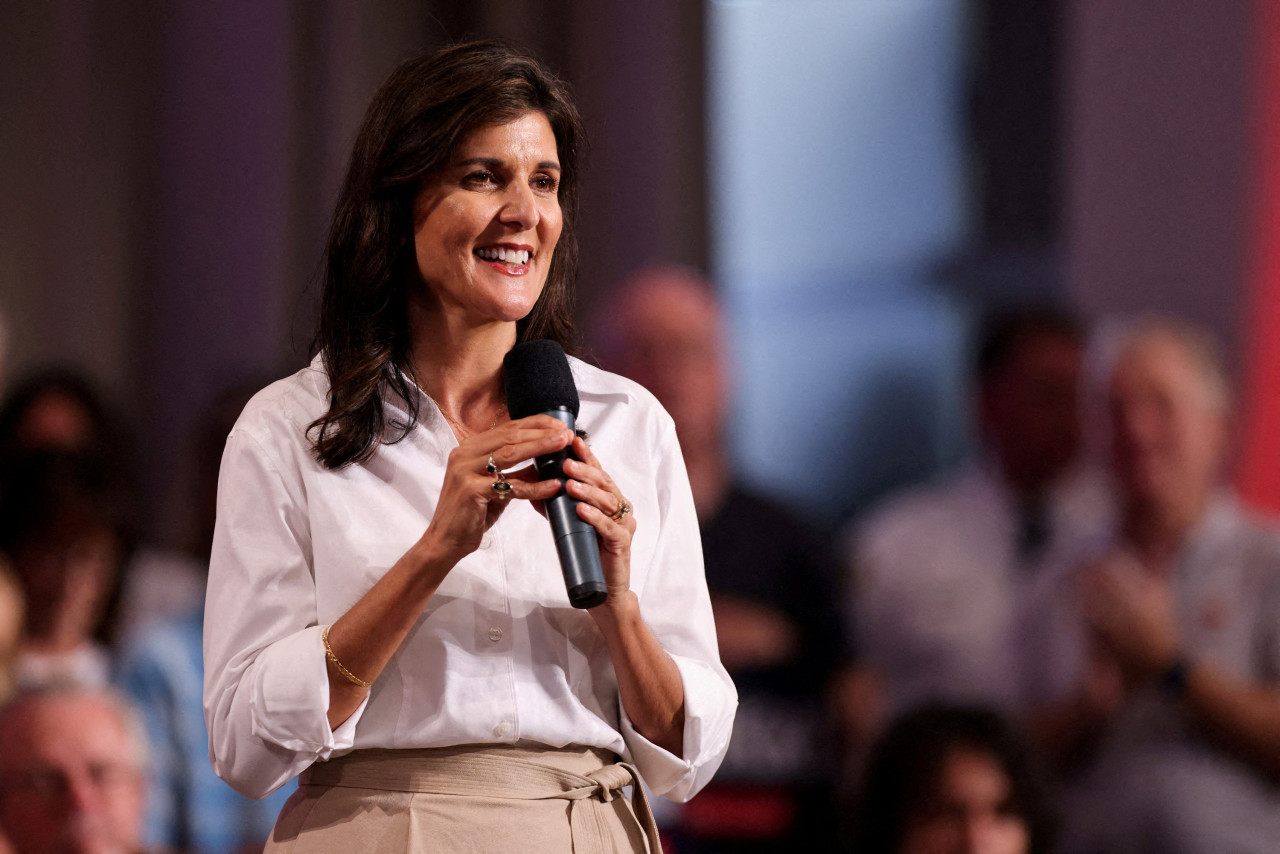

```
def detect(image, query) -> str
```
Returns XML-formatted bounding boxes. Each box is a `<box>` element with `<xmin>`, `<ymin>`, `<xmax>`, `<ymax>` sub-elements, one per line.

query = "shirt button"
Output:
<box><xmin>487</xmin><ymin>626</ymin><xmax>504</xmax><ymax>643</ymax></box>
<box><xmin>479</xmin><ymin>533</ymin><xmax>493</xmax><ymax>550</ymax></box>
<box><xmin>493</xmin><ymin>721</ymin><xmax>513</xmax><ymax>738</ymax></box>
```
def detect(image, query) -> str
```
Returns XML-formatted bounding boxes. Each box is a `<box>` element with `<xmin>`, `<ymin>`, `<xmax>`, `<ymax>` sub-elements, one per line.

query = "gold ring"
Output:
<box><xmin>491</xmin><ymin>479</ymin><xmax>512</xmax><ymax>497</ymax></box>
<box><xmin>610</xmin><ymin>498</ymin><xmax>631</xmax><ymax>521</ymax></box>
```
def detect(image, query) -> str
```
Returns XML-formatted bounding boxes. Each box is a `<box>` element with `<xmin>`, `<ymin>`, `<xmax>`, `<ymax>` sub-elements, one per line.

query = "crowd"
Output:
<box><xmin>0</xmin><ymin>266</ymin><xmax>1276</xmax><ymax>854</ymax></box>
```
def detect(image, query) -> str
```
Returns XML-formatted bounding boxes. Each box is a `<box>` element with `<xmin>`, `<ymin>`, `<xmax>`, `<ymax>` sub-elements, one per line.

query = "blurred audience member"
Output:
<box><xmin>854</xmin><ymin>704</ymin><xmax>1054</xmax><ymax>854</ymax></box>
<box><xmin>597</xmin><ymin>266</ymin><xmax>851</xmax><ymax>851</ymax></box>
<box><xmin>0</xmin><ymin>558</ymin><xmax>24</xmax><ymax>703</ymax></box>
<box><xmin>0</xmin><ymin>685</ymin><xmax>151</xmax><ymax>854</ymax></box>
<box><xmin>116</xmin><ymin>382</ymin><xmax>290</xmax><ymax>854</ymax></box>
<box><xmin>0</xmin><ymin>367</ymin><xmax>205</xmax><ymax>644</ymax></box>
<box><xmin>0</xmin><ymin>450</ymin><xmax>129</xmax><ymax>689</ymax></box>
<box><xmin>0</xmin><ymin>368</ymin><xmax>120</xmax><ymax>459</ymax></box>
<box><xmin>1025</xmin><ymin>318</ymin><xmax>1280</xmax><ymax>853</ymax></box>
<box><xmin>845</xmin><ymin>308</ymin><xmax>1110</xmax><ymax>717</ymax></box>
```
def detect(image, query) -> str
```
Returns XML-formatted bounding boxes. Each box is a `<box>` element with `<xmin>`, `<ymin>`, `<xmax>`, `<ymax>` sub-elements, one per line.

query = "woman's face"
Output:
<box><xmin>899</xmin><ymin>748</ymin><xmax>1030</xmax><ymax>854</ymax></box>
<box><xmin>410</xmin><ymin>111</ymin><xmax>563</xmax><ymax>328</ymax></box>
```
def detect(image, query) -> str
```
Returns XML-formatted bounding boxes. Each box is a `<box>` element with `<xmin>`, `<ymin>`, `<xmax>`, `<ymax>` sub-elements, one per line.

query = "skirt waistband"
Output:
<box><xmin>301</xmin><ymin>744</ymin><xmax>661</xmax><ymax>853</ymax></box>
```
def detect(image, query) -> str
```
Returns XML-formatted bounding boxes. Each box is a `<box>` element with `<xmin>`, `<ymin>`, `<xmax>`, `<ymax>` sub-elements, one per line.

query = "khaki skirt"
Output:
<box><xmin>263</xmin><ymin>744</ymin><xmax>661</xmax><ymax>854</ymax></box>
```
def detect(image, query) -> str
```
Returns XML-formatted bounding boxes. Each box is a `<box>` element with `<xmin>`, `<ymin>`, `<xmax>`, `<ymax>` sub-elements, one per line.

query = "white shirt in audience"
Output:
<box><xmin>844</xmin><ymin>461</ymin><xmax>1111</xmax><ymax>714</ymax></box>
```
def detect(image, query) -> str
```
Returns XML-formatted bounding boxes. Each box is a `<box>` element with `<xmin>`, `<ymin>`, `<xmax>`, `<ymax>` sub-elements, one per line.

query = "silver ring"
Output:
<box><xmin>486</xmin><ymin>454</ymin><xmax>500</xmax><ymax>475</ymax></box>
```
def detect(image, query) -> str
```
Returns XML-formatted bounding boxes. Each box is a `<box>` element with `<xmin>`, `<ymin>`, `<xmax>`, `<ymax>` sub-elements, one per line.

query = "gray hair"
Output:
<box><xmin>0</xmin><ymin>683</ymin><xmax>150</xmax><ymax>773</ymax></box>
<box><xmin>1113</xmin><ymin>315</ymin><xmax>1232</xmax><ymax>414</ymax></box>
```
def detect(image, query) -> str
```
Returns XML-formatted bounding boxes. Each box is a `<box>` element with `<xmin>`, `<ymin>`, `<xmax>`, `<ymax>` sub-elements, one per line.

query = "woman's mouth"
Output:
<box><xmin>475</xmin><ymin>247</ymin><xmax>532</xmax><ymax>275</ymax></box>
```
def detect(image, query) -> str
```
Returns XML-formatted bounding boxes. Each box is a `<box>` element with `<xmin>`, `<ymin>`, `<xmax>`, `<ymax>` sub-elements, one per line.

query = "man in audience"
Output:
<box><xmin>0</xmin><ymin>686</ymin><xmax>150</xmax><ymax>854</ymax></box>
<box><xmin>846</xmin><ymin>308</ymin><xmax>1110</xmax><ymax>717</ymax></box>
<box><xmin>1026</xmin><ymin>318</ymin><xmax>1280</xmax><ymax>853</ymax></box>
<box><xmin>596</xmin><ymin>266</ymin><xmax>851</xmax><ymax>852</ymax></box>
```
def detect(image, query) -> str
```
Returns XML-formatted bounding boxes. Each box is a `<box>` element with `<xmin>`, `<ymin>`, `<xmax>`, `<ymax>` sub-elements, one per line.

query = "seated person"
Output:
<box><xmin>0</xmin><ymin>449</ymin><xmax>129</xmax><ymax>689</ymax></box>
<box><xmin>1025</xmin><ymin>318</ymin><xmax>1280</xmax><ymax>853</ymax></box>
<box><xmin>115</xmin><ymin>383</ymin><xmax>291</xmax><ymax>854</ymax></box>
<box><xmin>0</xmin><ymin>685</ymin><xmax>151</xmax><ymax>854</ymax></box>
<box><xmin>597</xmin><ymin>267</ymin><xmax>851</xmax><ymax>851</ymax></box>
<box><xmin>845</xmin><ymin>308</ymin><xmax>1110</xmax><ymax>716</ymax></box>
<box><xmin>0</xmin><ymin>368</ymin><xmax>204</xmax><ymax>644</ymax></box>
<box><xmin>854</xmin><ymin>704</ymin><xmax>1055</xmax><ymax>854</ymax></box>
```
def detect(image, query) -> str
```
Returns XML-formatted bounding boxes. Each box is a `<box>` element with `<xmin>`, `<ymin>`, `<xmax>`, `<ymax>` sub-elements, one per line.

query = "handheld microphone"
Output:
<box><xmin>502</xmin><ymin>340</ymin><xmax>608</xmax><ymax>609</ymax></box>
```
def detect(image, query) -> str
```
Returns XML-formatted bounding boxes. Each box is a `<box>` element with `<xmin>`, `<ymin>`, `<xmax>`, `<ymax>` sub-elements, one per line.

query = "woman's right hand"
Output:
<box><xmin>417</xmin><ymin>414</ymin><xmax>573</xmax><ymax>566</ymax></box>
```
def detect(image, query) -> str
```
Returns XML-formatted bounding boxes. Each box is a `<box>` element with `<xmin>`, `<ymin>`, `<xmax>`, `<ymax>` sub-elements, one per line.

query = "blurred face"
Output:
<box><xmin>11</xmin><ymin>521</ymin><xmax>119</xmax><ymax>645</ymax></box>
<box><xmin>1108</xmin><ymin>336</ymin><xmax>1226</xmax><ymax>511</ymax></box>
<box><xmin>613</xmin><ymin>276</ymin><xmax>727</xmax><ymax>453</ymax></box>
<box><xmin>980</xmin><ymin>333</ymin><xmax>1083</xmax><ymax>494</ymax></box>
<box><xmin>12</xmin><ymin>392</ymin><xmax>96</xmax><ymax>454</ymax></box>
<box><xmin>411</xmin><ymin>112</ymin><xmax>563</xmax><ymax>329</ymax></box>
<box><xmin>900</xmin><ymin>749</ymin><xmax>1030</xmax><ymax>854</ymax></box>
<box><xmin>0</xmin><ymin>694</ymin><xmax>146</xmax><ymax>854</ymax></box>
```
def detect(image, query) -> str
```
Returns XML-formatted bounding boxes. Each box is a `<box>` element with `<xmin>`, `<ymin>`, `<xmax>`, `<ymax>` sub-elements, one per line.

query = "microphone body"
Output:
<box><xmin>503</xmin><ymin>341</ymin><xmax>608</xmax><ymax>609</ymax></box>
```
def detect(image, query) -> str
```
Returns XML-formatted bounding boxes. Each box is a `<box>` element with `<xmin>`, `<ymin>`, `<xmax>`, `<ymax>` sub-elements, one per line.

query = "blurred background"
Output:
<box><xmin>8</xmin><ymin>3</ymin><xmax>1280</xmax><ymax>853</ymax></box>
<box><xmin>0</xmin><ymin>0</ymin><xmax>1273</xmax><ymax>540</ymax></box>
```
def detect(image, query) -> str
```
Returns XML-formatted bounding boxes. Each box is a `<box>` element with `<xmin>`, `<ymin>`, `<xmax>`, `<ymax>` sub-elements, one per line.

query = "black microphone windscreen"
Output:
<box><xmin>503</xmin><ymin>340</ymin><xmax>580</xmax><ymax>419</ymax></box>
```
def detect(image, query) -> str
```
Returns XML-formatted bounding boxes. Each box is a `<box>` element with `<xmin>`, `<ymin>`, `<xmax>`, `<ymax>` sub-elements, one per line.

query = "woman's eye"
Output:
<box><xmin>533</xmin><ymin>174</ymin><xmax>558</xmax><ymax>193</ymax></box>
<box><xmin>463</xmin><ymin>170</ymin><xmax>498</xmax><ymax>187</ymax></box>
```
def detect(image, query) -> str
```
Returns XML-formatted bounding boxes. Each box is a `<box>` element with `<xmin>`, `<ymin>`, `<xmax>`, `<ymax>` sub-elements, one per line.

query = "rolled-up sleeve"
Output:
<box><xmin>625</xmin><ymin>415</ymin><xmax>737</xmax><ymax>801</ymax></box>
<box><xmin>203</xmin><ymin>427</ymin><xmax>367</xmax><ymax>799</ymax></box>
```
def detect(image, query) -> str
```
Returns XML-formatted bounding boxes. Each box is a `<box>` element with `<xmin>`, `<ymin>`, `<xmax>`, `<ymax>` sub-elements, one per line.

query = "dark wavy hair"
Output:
<box><xmin>854</xmin><ymin>704</ymin><xmax>1056</xmax><ymax>854</ymax></box>
<box><xmin>309</xmin><ymin>40</ymin><xmax>586</xmax><ymax>469</ymax></box>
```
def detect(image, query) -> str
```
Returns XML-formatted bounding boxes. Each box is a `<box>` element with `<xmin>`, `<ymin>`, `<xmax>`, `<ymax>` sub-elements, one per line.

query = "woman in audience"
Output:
<box><xmin>854</xmin><ymin>705</ymin><xmax>1054</xmax><ymax>854</ymax></box>
<box><xmin>0</xmin><ymin>368</ymin><xmax>124</xmax><ymax>459</ymax></box>
<box><xmin>0</xmin><ymin>449</ymin><xmax>131</xmax><ymax>689</ymax></box>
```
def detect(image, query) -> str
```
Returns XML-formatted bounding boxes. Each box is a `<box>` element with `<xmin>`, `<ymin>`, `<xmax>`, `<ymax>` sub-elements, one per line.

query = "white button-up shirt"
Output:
<box><xmin>845</xmin><ymin>463</ymin><xmax>1112</xmax><ymax>714</ymax></box>
<box><xmin>203</xmin><ymin>355</ymin><xmax>736</xmax><ymax>801</ymax></box>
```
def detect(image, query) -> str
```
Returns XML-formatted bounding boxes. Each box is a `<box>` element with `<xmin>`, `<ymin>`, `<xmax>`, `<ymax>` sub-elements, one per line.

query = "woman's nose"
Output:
<box><xmin>499</xmin><ymin>182</ymin><xmax>538</xmax><ymax>229</ymax></box>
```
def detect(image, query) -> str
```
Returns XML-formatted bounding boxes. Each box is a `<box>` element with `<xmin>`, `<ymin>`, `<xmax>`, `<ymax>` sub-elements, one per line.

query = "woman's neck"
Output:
<box><xmin>406</xmin><ymin>298</ymin><xmax>515</xmax><ymax>431</ymax></box>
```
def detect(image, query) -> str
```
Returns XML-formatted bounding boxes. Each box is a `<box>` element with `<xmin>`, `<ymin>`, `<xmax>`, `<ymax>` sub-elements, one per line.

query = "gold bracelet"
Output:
<box><xmin>322</xmin><ymin>624</ymin><xmax>371</xmax><ymax>688</ymax></box>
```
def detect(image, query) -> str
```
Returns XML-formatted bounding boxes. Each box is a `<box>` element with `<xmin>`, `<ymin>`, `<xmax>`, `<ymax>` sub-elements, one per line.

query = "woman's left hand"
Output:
<box><xmin>562</xmin><ymin>435</ymin><xmax>636</xmax><ymax>605</ymax></box>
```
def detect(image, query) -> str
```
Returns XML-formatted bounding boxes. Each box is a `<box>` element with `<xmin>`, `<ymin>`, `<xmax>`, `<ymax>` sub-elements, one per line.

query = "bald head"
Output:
<box><xmin>0</xmin><ymin>687</ymin><xmax>148</xmax><ymax>854</ymax></box>
<box><xmin>598</xmin><ymin>267</ymin><xmax>729</xmax><ymax>454</ymax></box>
<box><xmin>1108</xmin><ymin>317</ymin><xmax>1231</xmax><ymax>512</ymax></box>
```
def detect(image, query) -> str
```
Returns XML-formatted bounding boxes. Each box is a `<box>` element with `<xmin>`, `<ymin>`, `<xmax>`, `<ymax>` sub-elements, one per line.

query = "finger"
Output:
<box><xmin>563</xmin><ymin>454</ymin><xmax>618</xmax><ymax>495</ymax></box>
<box><xmin>576</xmin><ymin>500</ymin><xmax>634</xmax><ymax>549</ymax></box>
<box><xmin>571</xmin><ymin>434</ymin><xmax>602</xmax><ymax>468</ymax></box>
<box><xmin>497</xmin><ymin>477</ymin><xmax>562</xmax><ymax>503</ymax></box>
<box><xmin>565</xmin><ymin>476</ymin><xmax>628</xmax><ymax>520</ymax></box>
<box><xmin>462</xmin><ymin>426</ymin><xmax>573</xmax><ymax>472</ymax></box>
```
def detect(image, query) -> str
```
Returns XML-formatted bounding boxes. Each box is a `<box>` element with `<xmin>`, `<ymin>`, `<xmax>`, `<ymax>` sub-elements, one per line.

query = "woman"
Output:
<box><xmin>203</xmin><ymin>41</ymin><xmax>736</xmax><ymax>852</ymax></box>
<box><xmin>0</xmin><ymin>449</ymin><xmax>130</xmax><ymax>691</ymax></box>
<box><xmin>853</xmin><ymin>705</ymin><xmax>1056</xmax><ymax>854</ymax></box>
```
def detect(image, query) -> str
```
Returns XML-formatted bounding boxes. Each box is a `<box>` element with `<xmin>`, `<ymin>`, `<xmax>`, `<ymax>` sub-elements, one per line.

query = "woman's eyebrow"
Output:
<box><xmin>457</xmin><ymin>156</ymin><xmax>560</xmax><ymax>171</ymax></box>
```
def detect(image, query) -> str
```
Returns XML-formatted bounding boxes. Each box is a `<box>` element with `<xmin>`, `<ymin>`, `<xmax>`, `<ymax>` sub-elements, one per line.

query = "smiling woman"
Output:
<box><xmin>202</xmin><ymin>41</ymin><xmax>736</xmax><ymax>853</ymax></box>
<box><xmin>409</xmin><ymin>113</ymin><xmax>565</xmax><ymax>332</ymax></box>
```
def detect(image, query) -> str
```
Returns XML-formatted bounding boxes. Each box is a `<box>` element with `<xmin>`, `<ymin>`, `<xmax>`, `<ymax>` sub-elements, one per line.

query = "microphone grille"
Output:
<box><xmin>503</xmin><ymin>340</ymin><xmax>580</xmax><ymax>419</ymax></box>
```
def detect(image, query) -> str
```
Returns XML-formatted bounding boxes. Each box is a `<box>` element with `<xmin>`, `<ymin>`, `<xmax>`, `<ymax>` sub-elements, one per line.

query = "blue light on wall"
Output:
<box><xmin>708</xmin><ymin>0</ymin><xmax>973</xmax><ymax>527</ymax></box>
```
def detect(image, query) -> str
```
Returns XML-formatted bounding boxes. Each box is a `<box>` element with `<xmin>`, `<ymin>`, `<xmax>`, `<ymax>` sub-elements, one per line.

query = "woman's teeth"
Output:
<box><xmin>476</xmin><ymin>247</ymin><xmax>531</xmax><ymax>266</ymax></box>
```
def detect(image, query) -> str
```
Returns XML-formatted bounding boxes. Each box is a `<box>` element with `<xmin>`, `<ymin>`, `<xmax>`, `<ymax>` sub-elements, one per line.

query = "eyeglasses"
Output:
<box><xmin>0</xmin><ymin>761</ymin><xmax>141</xmax><ymax>801</ymax></box>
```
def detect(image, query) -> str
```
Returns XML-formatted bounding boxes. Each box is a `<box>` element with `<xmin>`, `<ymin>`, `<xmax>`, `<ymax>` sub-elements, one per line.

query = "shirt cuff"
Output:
<box><xmin>248</xmin><ymin>625</ymin><xmax>368</xmax><ymax>760</ymax></box>
<box><xmin>621</xmin><ymin>652</ymin><xmax>736</xmax><ymax>802</ymax></box>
